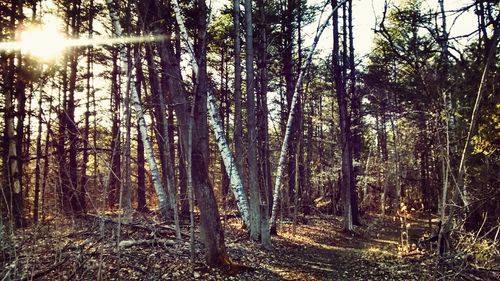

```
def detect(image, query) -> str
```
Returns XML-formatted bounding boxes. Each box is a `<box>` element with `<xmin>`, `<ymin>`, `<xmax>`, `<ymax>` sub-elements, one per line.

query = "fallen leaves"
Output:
<box><xmin>1</xmin><ymin>212</ymin><xmax>495</xmax><ymax>280</ymax></box>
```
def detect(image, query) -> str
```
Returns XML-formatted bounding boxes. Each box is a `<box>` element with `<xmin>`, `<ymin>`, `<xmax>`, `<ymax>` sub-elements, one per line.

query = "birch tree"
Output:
<box><xmin>105</xmin><ymin>0</ymin><xmax>169</xmax><ymax>218</ymax></box>
<box><xmin>233</xmin><ymin>0</ymin><xmax>245</xmax><ymax>188</ymax></box>
<box><xmin>172</xmin><ymin>0</ymin><xmax>251</xmax><ymax>227</ymax></box>
<box><xmin>170</xmin><ymin>0</ymin><xmax>233</xmax><ymax>266</ymax></box>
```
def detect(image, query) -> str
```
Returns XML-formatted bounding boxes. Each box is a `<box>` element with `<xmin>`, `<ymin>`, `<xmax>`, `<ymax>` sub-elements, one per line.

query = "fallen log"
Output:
<box><xmin>84</xmin><ymin>214</ymin><xmax>190</xmax><ymax>238</ymax></box>
<box><xmin>118</xmin><ymin>239</ymin><xmax>177</xmax><ymax>248</ymax></box>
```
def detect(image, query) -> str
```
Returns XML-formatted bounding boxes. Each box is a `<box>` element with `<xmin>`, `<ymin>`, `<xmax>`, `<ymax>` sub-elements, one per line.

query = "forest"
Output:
<box><xmin>0</xmin><ymin>0</ymin><xmax>498</xmax><ymax>280</ymax></box>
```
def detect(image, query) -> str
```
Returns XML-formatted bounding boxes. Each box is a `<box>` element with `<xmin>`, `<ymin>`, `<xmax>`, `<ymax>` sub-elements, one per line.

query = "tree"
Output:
<box><xmin>332</xmin><ymin>0</ymin><xmax>354</xmax><ymax>232</ymax></box>
<box><xmin>233</xmin><ymin>0</ymin><xmax>245</xmax><ymax>191</ymax></box>
<box><xmin>105</xmin><ymin>0</ymin><xmax>169</xmax><ymax>218</ymax></box>
<box><xmin>170</xmin><ymin>0</ymin><xmax>233</xmax><ymax>266</ymax></box>
<box><xmin>244</xmin><ymin>0</ymin><xmax>261</xmax><ymax>241</ymax></box>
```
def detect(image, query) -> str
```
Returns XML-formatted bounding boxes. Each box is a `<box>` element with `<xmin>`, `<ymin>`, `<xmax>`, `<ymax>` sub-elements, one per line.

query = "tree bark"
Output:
<box><xmin>33</xmin><ymin>90</ymin><xmax>43</xmax><ymax>223</ymax></box>
<box><xmin>233</xmin><ymin>0</ymin><xmax>245</xmax><ymax>188</ymax></box>
<box><xmin>170</xmin><ymin>0</ymin><xmax>234</xmax><ymax>266</ymax></box>
<box><xmin>136</xmin><ymin>90</ymin><xmax>147</xmax><ymax>212</ymax></box>
<box><xmin>256</xmin><ymin>0</ymin><xmax>273</xmax><ymax>228</ymax></box>
<box><xmin>347</xmin><ymin>0</ymin><xmax>360</xmax><ymax>225</ymax></box>
<box><xmin>244</xmin><ymin>0</ymin><xmax>261</xmax><ymax>241</ymax></box>
<box><xmin>109</xmin><ymin>48</ymin><xmax>121</xmax><ymax>208</ymax></box>
<box><xmin>333</xmin><ymin>0</ymin><xmax>353</xmax><ymax>232</ymax></box>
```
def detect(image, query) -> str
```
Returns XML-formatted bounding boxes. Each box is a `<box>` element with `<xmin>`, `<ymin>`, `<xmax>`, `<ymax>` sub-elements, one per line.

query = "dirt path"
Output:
<box><xmin>225</xmin><ymin>215</ymin><xmax>435</xmax><ymax>280</ymax></box>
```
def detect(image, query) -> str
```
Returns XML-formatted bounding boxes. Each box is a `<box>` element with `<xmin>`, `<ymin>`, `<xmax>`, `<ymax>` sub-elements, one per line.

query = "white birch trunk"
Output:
<box><xmin>207</xmin><ymin>94</ymin><xmax>251</xmax><ymax>225</ymax></box>
<box><xmin>172</xmin><ymin>0</ymin><xmax>251</xmax><ymax>226</ymax></box>
<box><xmin>270</xmin><ymin>0</ymin><xmax>348</xmax><ymax>228</ymax></box>
<box><xmin>106</xmin><ymin>0</ymin><xmax>169</xmax><ymax>216</ymax></box>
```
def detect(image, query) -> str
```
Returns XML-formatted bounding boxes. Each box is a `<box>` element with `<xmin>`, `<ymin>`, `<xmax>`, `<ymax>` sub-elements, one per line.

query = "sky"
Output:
<box><xmin>209</xmin><ymin>0</ymin><xmax>480</xmax><ymax>65</ymax></box>
<box><xmin>304</xmin><ymin>0</ymin><xmax>480</xmax><ymax>63</ymax></box>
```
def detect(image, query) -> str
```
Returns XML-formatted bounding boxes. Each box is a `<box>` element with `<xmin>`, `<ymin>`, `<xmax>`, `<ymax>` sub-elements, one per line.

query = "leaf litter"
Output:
<box><xmin>1</xmin><ymin>212</ymin><xmax>497</xmax><ymax>280</ymax></box>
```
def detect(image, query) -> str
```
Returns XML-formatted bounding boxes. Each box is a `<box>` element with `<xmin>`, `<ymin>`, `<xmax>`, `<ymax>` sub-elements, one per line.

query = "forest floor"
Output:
<box><xmin>1</xmin><ymin>211</ymin><xmax>498</xmax><ymax>280</ymax></box>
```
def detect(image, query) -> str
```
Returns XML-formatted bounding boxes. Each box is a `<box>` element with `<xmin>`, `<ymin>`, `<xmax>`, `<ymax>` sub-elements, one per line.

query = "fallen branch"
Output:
<box><xmin>19</xmin><ymin>258</ymin><xmax>69</xmax><ymax>281</ymax></box>
<box><xmin>84</xmin><ymin>214</ymin><xmax>190</xmax><ymax>238</ymax></box>
<box><xmin>118</xmin><ymin>239</ymin><xmax>177</xmax><ymax>248</ymax></box>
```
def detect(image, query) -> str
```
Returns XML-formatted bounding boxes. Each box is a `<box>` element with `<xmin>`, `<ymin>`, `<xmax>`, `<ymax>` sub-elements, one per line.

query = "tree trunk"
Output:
<box><xmin>171</xmin><ymin>0</ymin><xmax>232</xmax><ymax>266</ymax></box>
<box><xmin>67</xmin><ymin>0</ymin><xmax>82</xmax><ymax>214</ymax></box>
<box><xmin>41</xmin><ymin>98</ymin><xmax>53</xmax><ymax>221</ymax></box>
<box><xmin>119</xmin><ymin>43</ymin><xmax>133</xmax><ymax>215</ymax></box>
<box><xmin>33</xmin><ymin>91</ymin><xmax>43</xmax><ymax>223</ymax></box>
<box><xmin>233</xmin><ymin>0</ymin><xmax>245</xmax><ymax>188</ymax></box>
<box><xmin>347</xmin><ymin>0</ymin><xmax>360</xmax><ymax>225</ymax></box>
<box><xmin>390</xmin><ymin>115</ymin><xmax>401</xmax><ymax>210</ymax></box>
<box><xmin>256</xmin><ymin>0</ymin><xmax>273</xmax><ymax>225</ymax></box>
<box><xmin>109</xmin><ymin>48</ymin><xmax>121</xmax><ymax>208</ymax></box>
<box><xmin>144</xmin><ymin>43</ymin><xmax>174</xmax><ymax>217</ymax></box>
<box><xmin>379</xmin><ymin>108</ymin><xmax>389</xmax><ymax>215</ymax></box>
<box><xmin>3</xmin><ymin>52</ymin><xmax>24</xmax><ymax>227</ymax></box>
<box><xmin>106</xmin><ymin>0</ymin><xmax>169</xmax><ymax>218</ymax></box>
<box><xmin>333</xmin><ymin>0</ymin><xmax>353</xmax><ymax>232</ymax></box>
<box><xmin>136</xmin><ymin>102</ymin><xmax>147</xmax><ymax>211</ymax></box>
<box><xmin>244</xmin><ymin>0</ymin><xmax>261</xmax><ymax>241</ymax></box>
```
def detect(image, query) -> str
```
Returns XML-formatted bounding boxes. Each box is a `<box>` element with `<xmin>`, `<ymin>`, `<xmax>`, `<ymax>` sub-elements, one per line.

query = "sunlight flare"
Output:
<box><xmin>0</xmin><ymin>14</ymin><xmax>167</xmax><ymax>62</ymax></box>
<box><xmin>19</xmin><ymin>25</ymin><xmax>67</xmax><ymax>60</ymax></box>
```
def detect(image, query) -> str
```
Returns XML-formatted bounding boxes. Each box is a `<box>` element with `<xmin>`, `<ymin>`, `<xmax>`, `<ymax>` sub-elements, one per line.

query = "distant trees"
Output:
<box><xmin>364</xmin><ymin>0</ymin><xmax>499</xmax><ymax>255</ymax></box>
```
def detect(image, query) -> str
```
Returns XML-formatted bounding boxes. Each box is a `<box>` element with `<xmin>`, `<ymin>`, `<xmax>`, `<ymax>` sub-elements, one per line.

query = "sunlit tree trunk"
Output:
<box><xmin>2</xmin><ymin>0</ymin><xmax>28</xmax><ymax>229</ymax></box>
<box><xmin>3</xmin><ymin>53</ymin><xmax>24</xmax><ymax>227</ymax></box>
<box><xmin>2</xmin><ymin>0</ymin><xmax>24</xmax><ymax>227</ymax></box>
<box><xmin>119</xmin><ymin>34</ymin><xmax>133</xmax><ymax>215</ymax></box>
<box><xmin>233</xmin><ymin>0</ymin><xmax>245</xmax><ymax>188</ymax></box>
<box><xmin>219</xmin><ymin>49</ymin><xmax>230</xmax><ymax>204</ymax></box>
